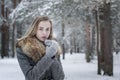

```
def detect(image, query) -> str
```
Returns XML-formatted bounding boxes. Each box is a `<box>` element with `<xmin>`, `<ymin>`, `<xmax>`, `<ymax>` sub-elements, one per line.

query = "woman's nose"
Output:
<box><xmin>43</xmin><ymin>30</ymin><xmax>47</xmax><ymax>35</ymax></box>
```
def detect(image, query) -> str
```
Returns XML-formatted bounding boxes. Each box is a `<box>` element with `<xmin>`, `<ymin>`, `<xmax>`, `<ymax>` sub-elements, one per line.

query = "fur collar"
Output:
<box><xmin>17</xmin><ymin>37</ymin><xmax>46</xmax><ymax>62</ymax></box>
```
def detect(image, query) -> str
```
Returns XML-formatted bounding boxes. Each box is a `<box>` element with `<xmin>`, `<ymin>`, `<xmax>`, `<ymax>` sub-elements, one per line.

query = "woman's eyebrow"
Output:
<box><xmin>39</xmin><ymin>26</ymin><xmax>44</xmax><ymax>28</ymax></box>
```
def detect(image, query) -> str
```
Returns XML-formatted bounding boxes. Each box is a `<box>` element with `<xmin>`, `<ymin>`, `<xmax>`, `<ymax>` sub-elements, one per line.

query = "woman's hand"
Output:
<box><xmin>45</xmin><ymin>40</ymin><xmax>58</xmax><ymax>58</ymax></box>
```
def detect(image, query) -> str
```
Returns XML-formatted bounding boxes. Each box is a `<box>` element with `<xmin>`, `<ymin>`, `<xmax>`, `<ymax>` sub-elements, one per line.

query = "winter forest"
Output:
<box><xmin>0</xmin><ymin>0</ymin><xmax>120</xmax><ymax>80</ymax></box>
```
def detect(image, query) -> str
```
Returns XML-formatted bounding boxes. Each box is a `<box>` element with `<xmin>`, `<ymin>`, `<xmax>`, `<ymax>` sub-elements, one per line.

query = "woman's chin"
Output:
<box><xmin>40</xmin><ymin>39</ymin><xmax>46</xmax><ymax>42</ymax></box>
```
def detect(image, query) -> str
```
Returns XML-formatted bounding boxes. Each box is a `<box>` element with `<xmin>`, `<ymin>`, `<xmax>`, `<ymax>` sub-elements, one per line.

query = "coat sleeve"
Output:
<box><xmin>51</xmin><ymin>56</ymin><xmax>65</xmax><ymax>80</ymax></box>
<box><xmin>16</xmin><ymin>48</ymin><xmax>54</xmax><ymax>80</ymax></box>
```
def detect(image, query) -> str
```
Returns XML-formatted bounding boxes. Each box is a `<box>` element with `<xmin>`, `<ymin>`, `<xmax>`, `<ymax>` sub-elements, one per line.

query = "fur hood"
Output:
<box><xmin>16</xmin><ymin>37</ymin><xmax>61</xmax><ymax>62</ymax></box>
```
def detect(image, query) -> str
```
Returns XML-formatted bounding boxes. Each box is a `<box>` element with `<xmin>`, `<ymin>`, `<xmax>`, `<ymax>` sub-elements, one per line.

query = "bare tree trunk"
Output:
<box><xmin>70</xmin><ymin>37</ymin><xmax>73</xmax><ymax>54</ymax></box>
<box><xmin>93</xmin><ymin>7</ymin><xmax>102</xmax><ymax>75</ymax></box>
<box><xmin>1</xmin><ymin>22</ymin><xmax>9</xmax><ymax>58</ymax></box>
<box><xmin>11</xmin><ymin>0</ymin><xmax>17</xmax><ymax>57</ymax></box>
<box><xmin>1</xmin><ymin>0</ymin><xmax>5</xmax><ymax>58</ymax></box>
<box><xmin>85</xmin><ymin>21</ymin><xmax>91</xmax><ymax>62</ymax></box>
<box><xmin>90</xmin><ymin>26</ymin><xmax>95</xmax><ymax>59</ymax></box>
<box><xmin>11</xmin><ymin>23</ymin><xmax>16</xmax><ymax>57</ymax></box>
<box><xmin>1</xmin><ymin>0</ymin><xmax>4</xmax><ymax>17</ymax></box>
<box><xmin>62</xmin><ymin>17</ymin><xmax>65</xmax><ymax>59</ymax></box>
<box><xmin>1</xmin><ymin>0</ymin><xmax>9</xmax><ymax>58</ymax></box>
<box><xmin>85</xmin><ymin>7</ymin><xmax>94</xmax><ymax>62</ymax></box>
<box><xmin>73</xmin><ymin>35</ymin><xmax>76</xmax><ymax>53</ymax></box>
<box><xmin>103</xmin><ymin>2</ymin><xmax>113</xmax><ymax>76</ymax></box>
<box><xmin>98</xmin><ymin>2</ymin><xmax>113</xmax><ymax>76</ymax></box>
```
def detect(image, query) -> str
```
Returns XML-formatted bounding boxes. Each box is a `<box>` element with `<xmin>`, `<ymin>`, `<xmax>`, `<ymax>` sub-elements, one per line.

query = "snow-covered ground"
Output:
<box><xmin>0</xmin><ymin>53</ymin><xmax>120</xmax><ymax>80</ymax></box>
<box><xmin>62</xmin><ymin>53</ymin><xmax>120</xmax><ymax>80</ymax></box>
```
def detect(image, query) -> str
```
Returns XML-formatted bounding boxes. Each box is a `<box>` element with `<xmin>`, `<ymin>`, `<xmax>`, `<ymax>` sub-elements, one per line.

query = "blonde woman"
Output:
<box><xmin>16</xmin><ymin>16</ymin><xmax>65</xmax><ymax>80</ymax></box>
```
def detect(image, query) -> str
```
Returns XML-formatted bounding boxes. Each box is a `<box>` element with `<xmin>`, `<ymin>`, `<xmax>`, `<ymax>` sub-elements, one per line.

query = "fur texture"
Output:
<box><xmin>16</xmin><ymin>37</ymin><xmax>61</xmax><ymax>62</ymax></box>
<box><xmin>17</xmin><ymin>37</ymin><xmax>45</xmax><ymax>62</ymax></box>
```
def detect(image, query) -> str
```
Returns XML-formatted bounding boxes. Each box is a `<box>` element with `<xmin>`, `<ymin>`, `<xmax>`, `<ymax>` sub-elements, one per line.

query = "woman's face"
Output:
<box><xmin>36</xmin><ymin>21</ymin><xmax>51</xmax><ymax>42</ymax></box>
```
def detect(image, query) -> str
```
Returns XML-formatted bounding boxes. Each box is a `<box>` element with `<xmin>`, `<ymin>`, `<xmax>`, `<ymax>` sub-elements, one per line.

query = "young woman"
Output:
<box><xmin>16</xmin><ymin>16</ymin><xmax>65</xmax><ymax>80</ymax></box>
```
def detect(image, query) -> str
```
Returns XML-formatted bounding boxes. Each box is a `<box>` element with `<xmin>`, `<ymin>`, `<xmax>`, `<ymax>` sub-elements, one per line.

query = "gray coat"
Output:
<box><xmin>16</xmin><ymin>48</ymin><xmax>65</xmax><ymax>80</ymax></box>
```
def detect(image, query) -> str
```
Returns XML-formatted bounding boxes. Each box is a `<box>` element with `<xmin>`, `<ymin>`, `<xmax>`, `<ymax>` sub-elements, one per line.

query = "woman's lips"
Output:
<box><xmin>41</xmin><ymin>36</ymin><xmax>47</xmax><ymax>40</ymax></box>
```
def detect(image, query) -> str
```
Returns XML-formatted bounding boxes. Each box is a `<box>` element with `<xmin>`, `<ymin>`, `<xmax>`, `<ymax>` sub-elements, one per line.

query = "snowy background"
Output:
<box><xmin>0</xmin><ymin>52</ymin><xmax>120</xmax><ymax>80</ymax></box>
<box><xmin>0</xmin><ymin>0</ymin><xmax>120</xmax><ymax>80</ymax></box>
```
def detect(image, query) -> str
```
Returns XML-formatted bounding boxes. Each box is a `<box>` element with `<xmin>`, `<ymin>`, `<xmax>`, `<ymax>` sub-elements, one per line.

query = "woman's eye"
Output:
<box><xmin>46</xmin><ymin>28</ymin><xmax>50</xmax><ymax>31</ymax></box>
<box><xmin>39</xmin><ymin>28</ymin><xmax>43</xmax><ymax>30</ymax></box>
